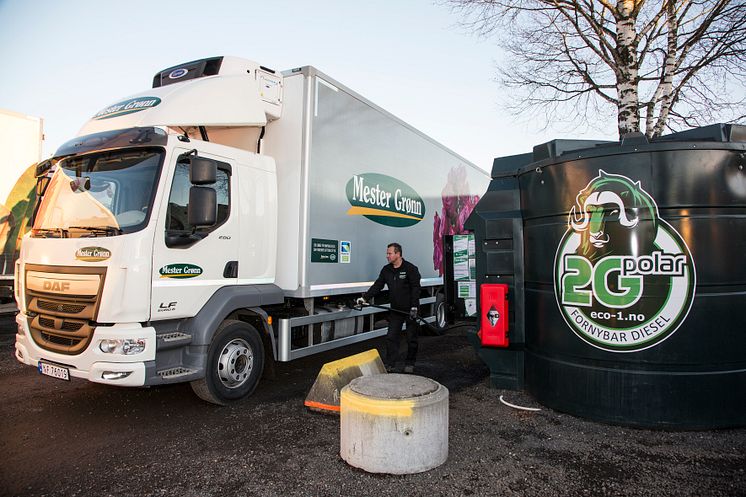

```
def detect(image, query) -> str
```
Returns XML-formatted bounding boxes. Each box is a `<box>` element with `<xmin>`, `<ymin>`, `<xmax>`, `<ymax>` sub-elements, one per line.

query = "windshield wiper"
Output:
<box><xmin>33</xmin><ymin>228</ymin><xmax>70</xmax><ymax>238</ymax></box>
<box><xmin>68</xmin><ymin>225</ymin><xmax>123</xmax><ymax>236</ymax></box>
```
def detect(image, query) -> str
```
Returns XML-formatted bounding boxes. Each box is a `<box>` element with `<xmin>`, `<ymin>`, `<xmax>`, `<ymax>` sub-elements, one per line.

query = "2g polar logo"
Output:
<box><xmin>554</xmin><ymin>170</ymin><xmax>696</xmax><ymax>352</ymax></box>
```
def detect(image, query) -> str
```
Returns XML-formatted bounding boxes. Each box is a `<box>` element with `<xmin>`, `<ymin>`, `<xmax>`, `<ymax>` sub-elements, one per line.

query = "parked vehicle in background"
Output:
<box><xmin>0</xmin><ymin>109</ymin><xmax>43</xmax><ymax>312</ymax></box>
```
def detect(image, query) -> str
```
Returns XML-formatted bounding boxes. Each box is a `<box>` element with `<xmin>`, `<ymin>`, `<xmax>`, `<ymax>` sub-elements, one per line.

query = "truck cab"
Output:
<box><xmin>16</xmin><ymin>57</ymin><xmax>285</xmax><ymax>404</ymax></box>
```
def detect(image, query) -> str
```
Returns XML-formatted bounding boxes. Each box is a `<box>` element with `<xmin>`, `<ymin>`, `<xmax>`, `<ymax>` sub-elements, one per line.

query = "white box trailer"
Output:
<box><xmin>260</xmin><ymin>66</ymin><xmax>483</xmax><ymax>298</ymax></box>
<box><xmin>14</xmin><ymin>57</ymin><xmax>489</xmax><ymax>404</ymax></box>
<box><xmin>0</xmin><ymin>109</ymin><xmax>43</xmax><ymax>308</ymax></box>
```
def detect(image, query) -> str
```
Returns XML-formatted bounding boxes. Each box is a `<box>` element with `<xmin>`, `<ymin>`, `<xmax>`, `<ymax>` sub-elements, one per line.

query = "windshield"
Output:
<box><xmin>32</xmin><ymin>149</ymin><xmax>163</xmax><ymax>237</ymax></box>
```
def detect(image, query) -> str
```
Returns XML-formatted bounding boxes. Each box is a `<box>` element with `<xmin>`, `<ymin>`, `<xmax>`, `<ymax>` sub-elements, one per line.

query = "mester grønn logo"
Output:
<box><xmin>75</xmin><ymin>246</ymin><xmax>111</xmax><ymax>262</ymax></box>
<box><xmin>553</xmin><ymin>170</ymin><xmax>696</xmax><ymax>352</ymax></box>
<box><xmin>159</xmin><ymin>263</ymin><xmax>203</xmax><ymax>279</ymax></box>
<box><xmin>93</xmin><ymin>97</ymin><xmax>162</xmax><ymax>120</ymax></box>
<box><xmin>345</xmin><ymin>173</ymin><xmax>425</xmax><ymax>227</ymax></box>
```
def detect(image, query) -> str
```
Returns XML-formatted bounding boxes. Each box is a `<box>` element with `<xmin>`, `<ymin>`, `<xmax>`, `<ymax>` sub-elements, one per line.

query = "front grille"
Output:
<box><xmin>41</xmin><ymin>332</ymin><xmax>79</xmax><ymax>347</ymax></box>
<box><xmin>39</xmin><ymin>316</ymin><xmax>55</xmax><ymax>328</ymax></box>
<box><xmin>37</xmin><ymin>300</ymin><xmax>86</xmax><ymax>314</ymax></box>
<box><xmin>38</xmin><ymin>316</ymin><xmax>85</xmax><ymax>332</ymax></box>
<box><xmin>61</xmin><ymin>321</ymin><xmax>84</xmax><ymax>332</ymax></box>
<box><xmin>25</xmin><ymin>265</ymin><xmax>106</xmax><ymax>355</ymax></box>
<box><xmin>30</xmin><ymin>295</ymin><xmax>96</xmax><ymax>320</ymax></box>
<box><xmin>31</xmin><ymin>313</ymin><xmax>94</xmax><ymax>353</ymax></box>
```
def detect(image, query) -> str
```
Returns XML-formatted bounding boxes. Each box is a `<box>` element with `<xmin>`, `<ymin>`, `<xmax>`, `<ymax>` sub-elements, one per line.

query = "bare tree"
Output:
<box><xmin>446</xmin><ymin>0</ymin><xmax>746</xmax><ymax>138</ymax></box>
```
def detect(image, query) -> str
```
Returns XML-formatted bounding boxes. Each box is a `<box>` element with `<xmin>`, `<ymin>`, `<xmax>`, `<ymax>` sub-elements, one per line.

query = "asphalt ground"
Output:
<box><xmin>0</xmin><ymin>316</ymin><xmax>744</xmax><ymax>497</ymax></box>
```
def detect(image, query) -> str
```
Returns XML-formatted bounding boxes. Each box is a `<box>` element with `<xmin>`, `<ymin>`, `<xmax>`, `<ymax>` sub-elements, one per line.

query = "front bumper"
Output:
<box><xmin>14</xmin><ymin>313</ymin><xmax>155</xmax><ymax>387</ymax></box>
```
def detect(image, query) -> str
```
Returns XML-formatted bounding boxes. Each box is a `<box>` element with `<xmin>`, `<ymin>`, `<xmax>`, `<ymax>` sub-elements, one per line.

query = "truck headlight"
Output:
<box><xmin>99</xmin><ymin>338</ymin><xmax>147</xmax><ymax>355</ymax></box>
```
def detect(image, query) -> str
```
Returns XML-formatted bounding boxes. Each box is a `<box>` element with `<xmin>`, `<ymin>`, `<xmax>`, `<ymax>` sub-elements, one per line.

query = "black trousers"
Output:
<box><xmin>386</xmin><ymin>312</ymin><xmax>419</xmax><ymax>366</ymax></box>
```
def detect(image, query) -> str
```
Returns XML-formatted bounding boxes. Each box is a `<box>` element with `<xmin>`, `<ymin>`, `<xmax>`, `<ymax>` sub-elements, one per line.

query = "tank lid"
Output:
<box><xmin>654</xmin><ymin>123</ymin><xmax>746</xmax><ymax>143</ymax></box>
<box><xmin>491</xmin><ymin>152</ymin><xmax>533</xmax><ymax>178</ymax></box>
<box><xmin>532</xmin><ymin>139</ymin><xmax>614</xmax><ymax>163</ymax></box>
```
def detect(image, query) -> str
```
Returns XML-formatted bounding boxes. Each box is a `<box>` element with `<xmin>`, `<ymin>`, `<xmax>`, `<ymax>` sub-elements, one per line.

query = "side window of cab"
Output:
<box><xmin>165</xmin><ymin>161</ymin><xmax>231</xmax><ymax>233</ymax></box>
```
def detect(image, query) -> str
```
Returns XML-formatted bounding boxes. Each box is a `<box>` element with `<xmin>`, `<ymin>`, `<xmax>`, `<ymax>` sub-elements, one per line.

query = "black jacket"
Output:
<box><xmin>364</xmin><ymin>259</ymin><xmax>421</xmax><ymax>311</ymax></box>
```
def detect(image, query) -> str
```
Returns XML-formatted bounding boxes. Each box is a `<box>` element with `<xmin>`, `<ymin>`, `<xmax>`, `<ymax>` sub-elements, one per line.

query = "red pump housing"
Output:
<box><xmin>478</xmin><ymin>283</ymin><xmax>509</xmax><ymax>347</ymax></box>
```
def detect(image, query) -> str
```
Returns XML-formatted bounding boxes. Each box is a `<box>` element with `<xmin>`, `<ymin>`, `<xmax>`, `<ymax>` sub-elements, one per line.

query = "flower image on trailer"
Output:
<box><xmin>433</xmin><ymin>165</ymin><xmax>480</xmax><ymax>276</ymax></box>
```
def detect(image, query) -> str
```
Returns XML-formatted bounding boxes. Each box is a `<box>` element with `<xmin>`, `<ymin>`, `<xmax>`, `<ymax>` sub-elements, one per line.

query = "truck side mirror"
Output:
<box><xmin>189</xmin><ymin>157</ymin><xmax>217</xmax><ymax>185</ymax></box>
<box><xmin>188</xmin><ymin>186</ymin><xmax>217</xmax><ymax>226</ymax></box>
<box><xmin>35</xmin><ymin>159</ymin><xmax>54</xmax><ymax>195</ymax></box>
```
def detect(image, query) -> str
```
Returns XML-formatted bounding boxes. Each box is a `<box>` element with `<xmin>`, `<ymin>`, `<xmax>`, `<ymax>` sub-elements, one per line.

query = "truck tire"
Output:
<box><xmin>191</xmin><ymin>319</ymin><xmax>264</xmax><ymax>405</ymax></box>
<box><xmin>432</xmin><ymin>293</ymin><xmax>449</xmax><ymax>333</ymax></box>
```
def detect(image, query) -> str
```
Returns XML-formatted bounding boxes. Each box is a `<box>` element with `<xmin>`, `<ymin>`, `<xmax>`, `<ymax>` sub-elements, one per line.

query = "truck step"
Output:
<box><xmin>156</xmin><ymin>332</ymin><xmax>192</xmax><ymax>350</ymax></box>
<box><xmin>157</xmin><ymin>367</ymin><xmax>197</xmax><ymax>380</ymax></box>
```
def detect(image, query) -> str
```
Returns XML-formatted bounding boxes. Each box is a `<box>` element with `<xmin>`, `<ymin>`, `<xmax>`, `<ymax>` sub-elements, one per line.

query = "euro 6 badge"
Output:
<box><xmin>553</xmin><ymin>170</ymin><xmax>696</xmax><ymax>352</ymax></box>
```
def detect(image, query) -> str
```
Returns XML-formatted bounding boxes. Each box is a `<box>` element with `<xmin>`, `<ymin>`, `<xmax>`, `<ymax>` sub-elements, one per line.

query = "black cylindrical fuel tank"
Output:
<box><xmin>520</xmin><ymin>125</ymin><xmax>746</xmax><ymax>429</ymax></box>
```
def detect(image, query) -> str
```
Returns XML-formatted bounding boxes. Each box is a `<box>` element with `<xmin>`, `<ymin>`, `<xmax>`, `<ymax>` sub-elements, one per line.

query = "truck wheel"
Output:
<box><xmin>433</xmin><ymin>293</ymin><xmax>448</xmax><ymax>333</ymax></box>
<box><xmin>191</xmin><ymin>320</ymin><xmax>264</xmax><ymax>405</ymax></box>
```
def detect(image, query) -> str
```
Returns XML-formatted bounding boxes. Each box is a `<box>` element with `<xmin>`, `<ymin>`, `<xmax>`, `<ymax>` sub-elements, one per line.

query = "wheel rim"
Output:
<box><xmin>217</xmin><ymin>338</ymin><xmax>254</xmax><ymax>389</ymax></box>
<box><xmin>436</xmin><ymin>300</ymin><xmax>446</xmax><ymax>328</ymax></box>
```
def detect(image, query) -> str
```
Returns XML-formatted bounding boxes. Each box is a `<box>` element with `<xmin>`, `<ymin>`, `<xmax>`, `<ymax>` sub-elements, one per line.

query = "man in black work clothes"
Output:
<box><xmin>357</xmin><ymin>243</ymin><xmax>421</xmax><ymax>373</ymax></box>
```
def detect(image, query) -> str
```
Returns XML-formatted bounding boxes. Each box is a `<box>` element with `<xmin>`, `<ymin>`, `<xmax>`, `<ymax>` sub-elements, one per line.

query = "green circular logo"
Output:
<box><xmin>553</xmin><ymin>170</ymin><xmax>696</xmax><ymax>352</ymax></box>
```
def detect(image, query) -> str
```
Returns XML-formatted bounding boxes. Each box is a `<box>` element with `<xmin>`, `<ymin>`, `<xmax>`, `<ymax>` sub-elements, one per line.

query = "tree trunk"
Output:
<box><xmin>616</xmin><ymin>0</ymin><xmax>641</xmax><ymax>136</ymax></box>
<box><xmin>650</xmin><ymin>0</ymin><xmax>678</xmax><ymax>138</ymax></box>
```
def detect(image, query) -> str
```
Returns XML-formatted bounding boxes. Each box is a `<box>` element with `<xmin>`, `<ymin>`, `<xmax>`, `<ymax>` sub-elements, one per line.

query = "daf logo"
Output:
<box><xmin>43</xmin><ymin>281</ymin><xmax>71</xmax><ymax>292</ymax></box>
<box><xmin>168</xmin><ymin>68</ymin><xmax>189</xmax><ymax>79</ymax></box>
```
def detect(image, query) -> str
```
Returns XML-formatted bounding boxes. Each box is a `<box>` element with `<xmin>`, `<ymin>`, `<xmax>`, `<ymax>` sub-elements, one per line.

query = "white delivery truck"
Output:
<box><xmin>0</xmin><ymin>109</ymin><xmax>44</xmax><ymax>309</ymax></box>
<box><xmin>14</xmin><ymin>56</ymin><xmax>489</xmax><ymax>404</ymax></box>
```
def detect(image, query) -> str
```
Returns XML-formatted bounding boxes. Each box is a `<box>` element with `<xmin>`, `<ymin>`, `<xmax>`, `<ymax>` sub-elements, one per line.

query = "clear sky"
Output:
<box><xmin>0</xmin><ymin>0</ymin><xmax>617</xmax><ymax>174</ymax></box>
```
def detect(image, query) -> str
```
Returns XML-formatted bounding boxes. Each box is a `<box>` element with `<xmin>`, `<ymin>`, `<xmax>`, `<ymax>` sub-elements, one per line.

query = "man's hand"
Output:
<box><xmin>410</xmin><ymin>307</ymin><xmax>419</xmax><ymax>319</ymax></box>
<box><xmin>356</xmin><ymin>297</ymin><xmax>367</xmax><ymax>306</ymax></box>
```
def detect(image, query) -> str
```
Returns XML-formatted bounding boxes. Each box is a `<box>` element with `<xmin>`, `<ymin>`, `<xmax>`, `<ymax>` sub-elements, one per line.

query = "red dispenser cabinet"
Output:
<box><xmin>479</xmin><ymin>283</ymin><xmax>509</xmax><ymax>347</ymax></box>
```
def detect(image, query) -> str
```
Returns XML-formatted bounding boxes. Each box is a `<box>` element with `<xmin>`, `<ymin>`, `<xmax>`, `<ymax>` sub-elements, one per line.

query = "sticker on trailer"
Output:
<box><xmin>340</xmin><ymin>241</ymin><xmax>351</xmax><ymax>263</ymax></box>
<box><xmin>311</xmin><ymin>239</ymin><xmax>338</xmax><ymax>263</ymax></box>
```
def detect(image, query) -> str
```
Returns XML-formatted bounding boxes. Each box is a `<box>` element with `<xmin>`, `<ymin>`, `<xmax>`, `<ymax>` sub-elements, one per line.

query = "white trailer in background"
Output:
<box><xmin>0</xmin><ymin>109</ymin><xmax>43</xmax><ymax>311</ymax></box>
<box><xmin>14</xmin><ymin>56</ymin><xmax>489</xmax><ymax>404</ymax></box>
